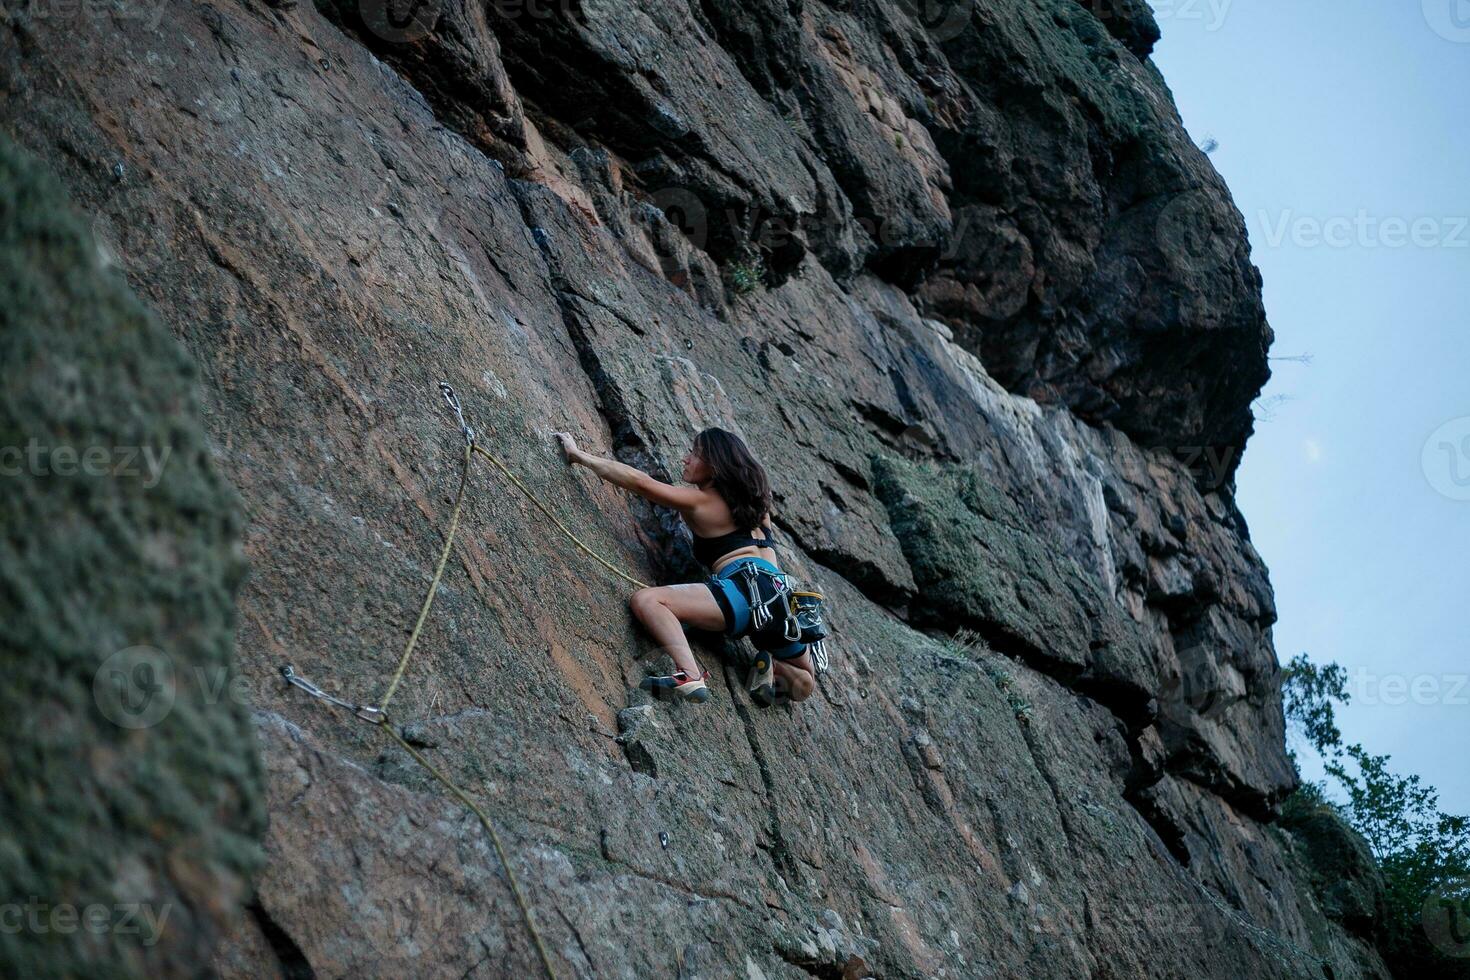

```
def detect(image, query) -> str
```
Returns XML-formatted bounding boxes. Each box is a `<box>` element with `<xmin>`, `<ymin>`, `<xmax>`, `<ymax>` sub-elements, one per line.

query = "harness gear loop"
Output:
<box><xmin>738</xmin><ymin>563</ymin><xmax>798</xmax><ymax>638</ymax></box>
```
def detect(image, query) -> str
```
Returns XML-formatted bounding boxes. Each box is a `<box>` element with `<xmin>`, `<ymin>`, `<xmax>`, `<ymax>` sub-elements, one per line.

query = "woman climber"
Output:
<box><xmin>552</xmin><ymin>427</ymin><xmax>817</xmax><ymax>707</ymax></box>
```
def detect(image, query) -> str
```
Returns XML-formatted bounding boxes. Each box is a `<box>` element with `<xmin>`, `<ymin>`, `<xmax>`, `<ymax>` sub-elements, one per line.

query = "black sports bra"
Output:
<box><xmin>691</xmin><ymin>523</ymin><xmax>777</xmax><ymax>570</ymax></box>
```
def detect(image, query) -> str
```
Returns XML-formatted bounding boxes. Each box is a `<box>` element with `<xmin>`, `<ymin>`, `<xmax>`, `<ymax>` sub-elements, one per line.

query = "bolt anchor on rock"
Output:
<box><xmin>280</xmin><ymin>664</ymin><xmax>388</xmax><ymax>725</ymax></box>
<box><xmin>439</xmin><ymin>381</ymin><xmax>475</xmax><ymax>448</ymax></box>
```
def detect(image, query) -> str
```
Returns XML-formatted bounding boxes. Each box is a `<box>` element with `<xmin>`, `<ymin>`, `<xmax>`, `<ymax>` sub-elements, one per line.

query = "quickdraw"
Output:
<box><xmin>279</xmin><ymin>665</ymin><xmax>386</xmax><ymax>724</ymax></box>
<box><xmin>738</xmin><ymin>561</ymin><xmax>793</xmax><ymax>634</ymax></box>
<box><xmin>439</xmin><ymin>381</ymin><xmax>475</xmax><ymax>448</ymax></box>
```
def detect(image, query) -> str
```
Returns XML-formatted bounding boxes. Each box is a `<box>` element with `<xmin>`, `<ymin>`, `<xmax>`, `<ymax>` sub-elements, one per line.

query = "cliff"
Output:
<box><xmin>0</xmin><ymin>0</ymin><xmax>1389</xmax><ymax>976</ymax></box>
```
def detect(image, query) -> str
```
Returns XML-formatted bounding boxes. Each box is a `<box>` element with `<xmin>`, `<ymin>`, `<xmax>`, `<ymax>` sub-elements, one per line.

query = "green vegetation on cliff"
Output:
<box><xmin>1282</xmin><ymin>655</ymin><xmax>1470</xmax><ymax>978</ymax></box>
<box><xmin>0</xmin><ymin>137</ymin><xmax>264</xmax><ymax>978</ymax></box>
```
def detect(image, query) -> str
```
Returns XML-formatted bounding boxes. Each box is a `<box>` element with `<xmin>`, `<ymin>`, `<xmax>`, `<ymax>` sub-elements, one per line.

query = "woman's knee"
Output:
<box><xmin>786</xmin><ymin>668</ymin><xmax>815</xmax><ymax>702</ymax></box>
<box><xmin>629</xmin><ymin>587</ymin><xmax>663</xmax><ymax>620</ymax></box>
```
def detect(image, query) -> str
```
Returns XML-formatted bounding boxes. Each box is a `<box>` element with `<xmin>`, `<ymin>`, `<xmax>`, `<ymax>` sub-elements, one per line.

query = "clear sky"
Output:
<box><xmin>1144</xmin><ymin>0</ymin><xmax>1470</xmax><ymax>814</ymax></box>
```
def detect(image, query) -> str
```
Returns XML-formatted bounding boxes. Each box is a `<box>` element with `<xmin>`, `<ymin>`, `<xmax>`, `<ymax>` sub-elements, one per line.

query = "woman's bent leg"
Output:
<box><xmin>773</xmin><ymin>651</ymin><xmax>816</xmax><ymax>702</ymax></box>
<box><xmin>629</xmin><ymin>584</ymin><xmax>727</xmax><ymax>678</ymax></box>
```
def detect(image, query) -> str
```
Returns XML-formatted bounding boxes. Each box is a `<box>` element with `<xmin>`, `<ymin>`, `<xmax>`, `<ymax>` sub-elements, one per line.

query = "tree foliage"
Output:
<box><xmin>1281</xmin><ymin>655</ymin><xmax>1470</xmax><ymax>978</ymax></box>
<box><xmin>1282</xmin><ymin>653</ymin><xmax>1349</xmax><ymax>754</ymax></box>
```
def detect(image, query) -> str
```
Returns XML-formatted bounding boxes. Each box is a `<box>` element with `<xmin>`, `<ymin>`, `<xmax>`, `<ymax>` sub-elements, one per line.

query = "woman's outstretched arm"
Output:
<box><xmin>554</xmin><ymin>432</ymin><xmax>703</xmax><ymax>511</ymax></box>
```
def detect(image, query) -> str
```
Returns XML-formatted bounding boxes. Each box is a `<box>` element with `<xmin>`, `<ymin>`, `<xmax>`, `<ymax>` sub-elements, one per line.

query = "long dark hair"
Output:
<box><xmin>693</xmin><ymin>428</ymin><xmax>772</xmax><ymax>533</ymax></box>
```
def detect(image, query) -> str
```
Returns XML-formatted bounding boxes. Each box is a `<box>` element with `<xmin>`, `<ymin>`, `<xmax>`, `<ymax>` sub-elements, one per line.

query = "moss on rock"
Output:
<box><xmin>0</xmin><ymin>136</ymin><xmax>264</xmax><ymax>978</ymax></box>
<box><xmin>871</xmin><ymin>451</ymin><xmax>1155</xmax><ymax>711</ymax></box>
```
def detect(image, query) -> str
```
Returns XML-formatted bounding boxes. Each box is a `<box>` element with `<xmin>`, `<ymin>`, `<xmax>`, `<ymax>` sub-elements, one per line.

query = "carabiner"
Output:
<box><xmin>439</xmin><ymin>382</ymin><xmax>475</xmax><ymax>448</ymax></box>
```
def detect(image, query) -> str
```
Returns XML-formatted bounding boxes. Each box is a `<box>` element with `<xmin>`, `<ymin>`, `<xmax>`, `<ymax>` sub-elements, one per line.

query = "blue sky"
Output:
<box><xmin>1145</xmin><ymin>0</ymin><xmax>1470</xmax><ymax>813</ymax></box>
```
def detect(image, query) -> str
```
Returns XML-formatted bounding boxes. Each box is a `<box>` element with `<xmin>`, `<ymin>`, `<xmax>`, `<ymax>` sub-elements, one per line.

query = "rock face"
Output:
<box><xmin>1280</xmin><ymin>803</ymin><xmax>1388</xmax><ymax>944</ymax></box>
<box><xmin>0</xmin><ymin>0</ymin><xmax>1386</xmax><ymax>978</ymax></box>
<box><xmin>0</xmin><ymin>137</ymin><xmax>263</xmax><ymax>978</ymax></box>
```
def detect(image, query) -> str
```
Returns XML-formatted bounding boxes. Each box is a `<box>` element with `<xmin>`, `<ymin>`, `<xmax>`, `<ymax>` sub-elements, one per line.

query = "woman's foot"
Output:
<box><xmin>751</xmin><ymin>675</ymin><xmax>797</xmax><ymax>709</ymax></box>
<box><xmin>640</xmin><ymin>669</ymin><xmax>711</xmax><ymax>703</ymax></box>
<box><xmin>746</xmin><ymin>650</ymin><xmax>775</xmax><ymax>706</ymax></box>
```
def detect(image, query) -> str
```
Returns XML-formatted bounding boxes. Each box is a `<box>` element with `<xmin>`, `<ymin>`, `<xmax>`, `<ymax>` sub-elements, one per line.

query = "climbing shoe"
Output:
<box><xmin>640</xmin><ymin>669</ymin><xmax>711</xmax><ymax>703</ymax></box>
<box><xmin>746</xmin><ymin>650</ymin><xmax>776</xmax><ymax>708</ymax></box>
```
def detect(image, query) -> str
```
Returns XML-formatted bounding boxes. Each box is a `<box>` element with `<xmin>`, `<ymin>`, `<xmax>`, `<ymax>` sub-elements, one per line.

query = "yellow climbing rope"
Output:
<box><xmin>380</xmin><ymin>724</ymin><xmax>557</xmax><ymax>976</ymax></box>
<box><xmin>473</xmin><ymin>443</ymin><xmax>650</xmax><ymax>591</ymax></box>
<box><xmin>377</xmin><ymin>442</ymin><xmax>473</xmax><ymax>711</ymax></box>
<box><xmin>283</xmin><ymin>383</ymin><xmax>651</xmax><ymax>980</ymax></box>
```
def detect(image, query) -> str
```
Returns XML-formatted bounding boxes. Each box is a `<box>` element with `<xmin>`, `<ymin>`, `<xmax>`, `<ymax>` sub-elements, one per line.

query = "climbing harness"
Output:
<box><xmin>729</xmin><ymin>563</ymin><xmax>832</xmax><ymax>673</ymax></box>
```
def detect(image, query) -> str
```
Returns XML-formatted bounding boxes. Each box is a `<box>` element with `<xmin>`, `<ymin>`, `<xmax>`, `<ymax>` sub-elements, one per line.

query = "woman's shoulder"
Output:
<box><xmin>682</xmin><ymin>490</ymin><xmax>734</xmax><ymax>529</ymax></box>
